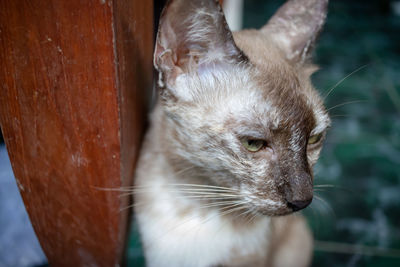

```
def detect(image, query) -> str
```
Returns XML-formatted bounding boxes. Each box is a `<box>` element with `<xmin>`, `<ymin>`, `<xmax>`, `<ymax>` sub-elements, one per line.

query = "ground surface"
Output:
<box><xmin>0</xmin><ymin>145</ymin><xmax>47</xmax><ymax>267</ymax></box>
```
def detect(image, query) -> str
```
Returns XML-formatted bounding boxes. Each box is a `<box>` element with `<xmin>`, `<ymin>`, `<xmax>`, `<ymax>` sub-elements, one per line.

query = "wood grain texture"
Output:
<box><xmin>0</xmin><ymin>0</ymin><xmax>153</xmax><ymax>266</ymax></box>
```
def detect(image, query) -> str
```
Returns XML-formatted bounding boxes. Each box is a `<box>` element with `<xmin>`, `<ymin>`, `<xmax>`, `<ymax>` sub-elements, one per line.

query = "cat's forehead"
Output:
<box><xmin>213</xmin><ymin>75</ymin><xmax>311</xmax><ymax>136</ymax></box>
<box><xmin>174</xmin><ymin>54</ymin><xmax>328</xmax><ymax>134</ymax></box>
<box><xmin>226</xmin><ymin>31</ymin><xmax>329</xmax><ymax>132</ymax></box>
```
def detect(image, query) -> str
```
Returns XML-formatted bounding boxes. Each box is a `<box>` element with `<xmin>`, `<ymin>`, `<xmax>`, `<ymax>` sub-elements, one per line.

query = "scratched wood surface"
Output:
<box><xmin>0</xmin><ymin>0</ymin><xmax>152</xmax><ymax>266</ymax></box>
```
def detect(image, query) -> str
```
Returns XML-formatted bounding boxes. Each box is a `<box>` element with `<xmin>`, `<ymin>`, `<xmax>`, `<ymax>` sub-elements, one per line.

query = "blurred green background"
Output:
<box><xmin>127</xmin><ymin>0</ymin><xmax>400</xmax><ymax>266</ymax></box>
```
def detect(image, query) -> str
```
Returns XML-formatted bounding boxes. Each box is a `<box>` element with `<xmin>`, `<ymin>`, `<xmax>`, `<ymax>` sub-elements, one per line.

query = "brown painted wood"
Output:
<box><xmin>112</xmin><ymin>0</ymin><xmax>154</xmax><ymax>260</ymax></box>
<box><xmin>0</xmin><ymin>0</ymin><xmax>153</xmax><ymax>266</ymax></box>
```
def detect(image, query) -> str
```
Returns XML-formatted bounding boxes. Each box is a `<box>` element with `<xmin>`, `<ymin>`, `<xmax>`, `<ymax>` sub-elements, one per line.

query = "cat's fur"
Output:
<box><xmin>134</xmin><ymin>0</ymin><xmax>330</xmax><ymax>266</ymax></box>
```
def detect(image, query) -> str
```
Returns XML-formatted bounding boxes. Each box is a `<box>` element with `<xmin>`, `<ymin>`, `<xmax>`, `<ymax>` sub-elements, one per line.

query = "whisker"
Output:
<box><xmin>161</xmin><ymin>187</ymin><xmax>238</xmax><ymax>193</ymax></box>
<box><xmin>218</xmin><ymin>204</ymin><xmax>250</xmax><ymax>217</ymax></box>
<box><xmin>171</xmin><ymin>202</ymin><xmax>248</xmax><ymax>239</ymax></box>
<box><xmin>119</xmin><ymin>189</ymin><xmax>240</xmax><ymax>197</ymax></box>
<box><xmin>197</xmin><ymin>200</ymin><xmax>244</xmax><ymax>209</ymax></box>
<box><xmin>120</xmin><ymin>196</ymin><xmax>243</xmax><ymax>212</ymax></box>
<box><xmin>165</xmin><ymin>195</ymin><xmax>239</xmax><ymax>200</ymax></box>
<box><xmin>323</xmin><ymin>64</ymin><xmax>370</xmax><ymax>100</ymax></box>
<box><xmin>94</xmin><ymin>184</ymin><xmax>238</xmax><ymax>192</ymax></box>
<box><xmin>329</xmin><ymin>114</ymin><xmax>351</xmax><ymax>119</ymax></box>
<box><xmin>128</xmin><ymin>190</ymin><xmax>239</xmax><ymax>196</ymax></box>
<box><xmin>247</xmin><ymin>210</ymin><xmax>260</xmax><ymax>225</ymax></box>
<box><xmin>119</xmin><ymin>202</ymin><xmax>143</xmax><ymax>212</ymax></box>
<box><xmin>314</xmin><ymin>184</ymin><xmax>356</xmax><ymax>195</ymax></box>
<box><xmin>120</xmin><ymin>199</ymin><xmax>245</xmax><ymax>213</ymax></box>
<box><xmin>314</xmin><ymin>194</ymin><xmax>336</xmax><ymax>220</ymax></box>
<box><xmin>209</xmin><ymin>205</ymin><xmax>256</xmax><ymax>245</ymax></box>
<box><xmin>183</xmin><ymin>193</ymin><xmax>240</xmax><ymax>198</ymax></box>
<box><xmin>314</xmin><ymin>195</ymin><xmax>328</xmax><ymax>206</ymax></box>
<box><xmin>306</xmin><ymin>205</ymin><xmax>322</xmax><ymax>233</ymax></box>
<box><xmin>314</xmin><ymin>184</ymin><xmax>338</xmax><ymax>188</ymax></box>
<box><xmin>128</xmin><ymin>183</ymin><xmax>238</xmax><ymax>191</ymax></box>
<box><xmin>91</xmin><ymin>186</ymin><xmax>123</xmax><ymax>191</ymax></box>
<box><xmin>121</xmin><ymin>193</ymin><xmax>241</xmax><ymax>202</ymax></box>
<box><xmin>138</xmin><ymin>200</ymin><xmax>248</xmax><ymax>257</ymax></box>
<box><xmin>98</xmin><ymin>186</ymin><xmax>238</xmax><ymax>193</ymax></box>
<box><xmin>120</xmin><ymin>198</ymin><xmax>237</xmax><ymax>211</ymax></box>
<box><xmin>174</xmin><ymin>165</ymin><xmax>197</xmax><ymax>176</ymax></box>
<box><xmin>243</xmin><ymin>208</ymin><xmax>258</xmax><ymax>225</ymax></box>
<box><xmin>326</xmin><ymin>100</ymin><xmax>366</xmax><ymax>112</ymax></box>
<box><xmin>238</xmin><ymin>208</ymin><xmax>254</xmax><ymax>221</ymax></box>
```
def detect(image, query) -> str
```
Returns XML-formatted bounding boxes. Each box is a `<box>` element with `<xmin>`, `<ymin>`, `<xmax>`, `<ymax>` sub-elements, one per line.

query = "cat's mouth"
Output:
<box><xmin>249</xmin><ymin>196</ymin><xmax>313</xmax><ymax>216</ymax></box>
<box><xmin>286</xmin><ymin>198</ymin><xmax>313</xmax><ymax>212</ymax></box>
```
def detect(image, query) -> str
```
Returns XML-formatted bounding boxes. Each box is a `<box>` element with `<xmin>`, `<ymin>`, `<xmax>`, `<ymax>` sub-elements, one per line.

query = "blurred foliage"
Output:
<box><xmin>245</xmin><ymin>0</ymin><xmax>400</xmax><ymax>266</ymax></box>
<box><xmin>127</xmin><ymin>0</ymin><xmax>400</xmax><ymax>266</ymax></box>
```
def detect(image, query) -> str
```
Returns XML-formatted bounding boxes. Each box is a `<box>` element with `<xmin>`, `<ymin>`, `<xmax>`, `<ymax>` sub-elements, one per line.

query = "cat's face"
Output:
<box><xmin>155</xmin><ymin>0</ymin><xmax>330</xmax><ymax>216</ymax></box>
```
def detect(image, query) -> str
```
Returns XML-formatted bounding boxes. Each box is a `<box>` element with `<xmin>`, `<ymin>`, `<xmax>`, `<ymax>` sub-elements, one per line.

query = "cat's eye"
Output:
<box><xmin>308</xmin><ymin>133</ymin><xmax>323</xmax><ymax>145</ymax></box>
<box><xmin>241</xmin><ymin>138</ymin><xmax>267</xmax><ymax>152</ymax></box>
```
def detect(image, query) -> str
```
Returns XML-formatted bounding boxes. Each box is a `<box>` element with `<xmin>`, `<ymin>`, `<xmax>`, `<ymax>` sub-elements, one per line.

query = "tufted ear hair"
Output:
<box><xmin>261</xmin><ymin>0</ymin><xmax>328</xmax><ymax>64</ymax></box>
<box><xmin>154</xmin><ymin>0</ymin><xmax>248</xmax><ymax>89</ymax></box>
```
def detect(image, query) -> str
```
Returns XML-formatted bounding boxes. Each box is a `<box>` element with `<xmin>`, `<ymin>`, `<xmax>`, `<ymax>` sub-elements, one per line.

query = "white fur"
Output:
<box><xmin>135</xmin><ymin>153</ymin><xmax>271</xmax><ymax>267</ymax></box>
<box><xmin>138</xmin><ymin>197</ymin><xmax>270</xmax><ymax>267</ymax></box>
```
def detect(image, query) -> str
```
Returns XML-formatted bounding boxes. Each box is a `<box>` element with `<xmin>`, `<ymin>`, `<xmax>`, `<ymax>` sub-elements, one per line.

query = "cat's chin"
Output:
<box><xmin>255</xmin><ymin>207</ymin><xmax>297</xmax><ymax>217</ymax></box>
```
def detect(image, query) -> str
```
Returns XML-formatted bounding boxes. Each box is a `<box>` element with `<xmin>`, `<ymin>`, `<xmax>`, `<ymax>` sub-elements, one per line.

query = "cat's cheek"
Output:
<box><xmin>168</xmin><ymin>74</ymin><xmax>194</xmax><ymax>102</ymax></box>
<box><xmin>307</xmin><ymin>147</ymin><xmax>322</xmax><ymax>166</ymax></box>
<box><xmin>250</xmin><ymin>147</ymin><xmax>276</xmax><ymax>162</ymax></box>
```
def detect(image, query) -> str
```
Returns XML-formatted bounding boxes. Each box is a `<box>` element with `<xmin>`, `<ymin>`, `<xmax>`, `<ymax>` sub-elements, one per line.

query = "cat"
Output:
<box><xmin>133</xmin><ymin>0</ymin><xmax>331</xmax><ymax>266</ymax></box>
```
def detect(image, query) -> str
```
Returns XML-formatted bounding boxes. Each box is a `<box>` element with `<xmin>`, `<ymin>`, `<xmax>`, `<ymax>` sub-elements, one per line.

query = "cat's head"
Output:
<box><xmin>155</xmin><ymin>0</ymin><xmax>330</xmax><ymax>216</ymax></box>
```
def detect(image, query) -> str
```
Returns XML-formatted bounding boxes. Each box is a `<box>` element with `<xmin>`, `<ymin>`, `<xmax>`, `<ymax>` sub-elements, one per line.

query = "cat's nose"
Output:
<box><xmin>287</xmin><ymin>199</ymin><xmax>312</xmax><ymax>211</ymax></box>
<box><xmin>283</xmin><ymin>170</ymin><xmax>313</xmax><ymax>212</ymax></box>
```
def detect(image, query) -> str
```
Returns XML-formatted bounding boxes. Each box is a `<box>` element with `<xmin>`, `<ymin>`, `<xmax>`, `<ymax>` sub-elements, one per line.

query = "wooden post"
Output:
<box><xmin>0</xmin><ymin>0</ymin><xmax>153</xmax><ymax>266</ymax></box>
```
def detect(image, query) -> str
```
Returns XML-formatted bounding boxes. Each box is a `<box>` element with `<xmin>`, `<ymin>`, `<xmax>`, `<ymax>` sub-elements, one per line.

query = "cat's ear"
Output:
<box><xmin>154</xmin><ymin>0</ymin><xmax>247</xmax><ymax>88</ymax></box>
<box><xmin>261</xmin><ymin>0</ymin><xmax>328</xmax><ymax>64</ymax></box>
